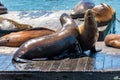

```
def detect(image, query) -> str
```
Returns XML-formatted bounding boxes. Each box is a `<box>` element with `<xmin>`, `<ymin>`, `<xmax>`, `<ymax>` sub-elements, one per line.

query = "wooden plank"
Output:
<box><xmin>112</xmin><ymin>55</ymin><xmax>120</xmax><ymax>70</ymax></box>
<box><xmin>0</xmin><ymin>54</ymin><xmax>11</xmax><ymax>71</ymax></box>
<box><xmin>103</xmin><ymin>54</ymin><xmax>112</xmax><ymax>70</ymax></box>
<box><xmin>39</xmin><ymin>60</ymin><xmax>54</xmax><ymax>71</ymax></box>
<box><xmin>58</xmin><ymin>58</ymin><xmax>78</xmax><ymax>71</ymax></box>
<box><xmin>94</xmin><ymin>53</ymin><xmax>105</xmax><ymax>70</ymax></box>
<box><xmin>5</xmin><ymin>63</ymin><xmax>17</xmax><ymax>71</ymax></box>
<box><xmin>75</xmin><ymin>57</ymin><xmax>88</xmax><ymax>71</ymax></box>
<box><xmin>50</xmin><ymin>60</ymin><xmax>62</xmax><ymax>71</ymax></box>
<box><xmin>12</xmin><ymin>61</ymin><xmax>46</xmax><ymax>71</ymax></box>
<box><xmin>85</xmin><ymin>57</ymin><xmax>95</xmax><ymax>70</ymax></box>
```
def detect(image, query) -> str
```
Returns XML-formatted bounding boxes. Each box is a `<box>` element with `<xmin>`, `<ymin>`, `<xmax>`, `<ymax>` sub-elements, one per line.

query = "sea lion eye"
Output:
<box><xmin>7</xmin><ymin>39</ymin><xmax>10</xmax><ymax>42</ymax></box>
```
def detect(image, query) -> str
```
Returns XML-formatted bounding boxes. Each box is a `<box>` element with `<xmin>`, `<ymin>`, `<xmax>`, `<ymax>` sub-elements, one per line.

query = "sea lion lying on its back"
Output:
<box><xmin>0</xmin><ymin>28</ymin><xmax>55</xmax><ymax>47</ymax></box>
<box><xmin>92</xmin><ymin>3</ymin><xmax>115</xmax><ymax>27</ymax></box>
<box><xmin>104</xmin><ymin>34</ymin><xmax>120</xmax><ymax>49</ymax></box>
<box><xmin>12</xmin><ymin>13</ymin><xmax>79</xmax><ymax>62</ymax></box>
<box><xmin>77</xmin><ymin>9</ymin><xmax>99</xmax><ymax>54</ymax></box>
<box><xmin>70</xmin><ymin>0</ymin><xmax>95</xmax><ymax>19</ymax></box>
<box><xmin>0</xmin><ymin>17</ymin><xmax>32</xmax><ymax>33</ymax></box>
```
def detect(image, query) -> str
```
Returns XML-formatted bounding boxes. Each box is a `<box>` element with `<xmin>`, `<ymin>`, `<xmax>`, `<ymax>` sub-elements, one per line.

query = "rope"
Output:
<box><xmin>116</xmin><ymin>18</ymin><xmax>120</xmax><ymax>23</ymax></box>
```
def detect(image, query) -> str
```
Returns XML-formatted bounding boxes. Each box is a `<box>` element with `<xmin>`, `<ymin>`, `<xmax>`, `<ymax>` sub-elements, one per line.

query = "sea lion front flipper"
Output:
<box><xmin>24</xmin><ymin>27</ymin><xmax>55</xmax><ymax>32</ymax></box>
<box><xmin>90</xmin><ymin>46</ymin><xmax>102</xmax><ymax>54</ymax></box>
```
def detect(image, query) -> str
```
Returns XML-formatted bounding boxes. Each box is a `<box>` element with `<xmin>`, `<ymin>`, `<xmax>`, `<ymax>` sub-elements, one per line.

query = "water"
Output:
<box><xmin>0</xmin><ymin>0</ymin><xmax>119</xmax><ymax>16</ymax></box>
<box><xmin>0</xmin><ymin>0</ymin><xmax>120</xmax><ymax>33</ymax></box>
<box><xmin>0</xmin><ymin>0</ymin><xmax>80</xmax><ymax>11</ymax></box>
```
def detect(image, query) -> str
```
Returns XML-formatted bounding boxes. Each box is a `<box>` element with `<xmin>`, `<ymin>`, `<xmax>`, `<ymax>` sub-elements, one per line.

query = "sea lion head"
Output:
<box><xmin>70</xmin><ymin>0</ymin><xmax>95</xmax><ymax>18</ymax></box>
<box><xmin>92</xmin><ymin>3</ymin><xmax>115</xmax><ymax>22</ymax></box>
<box><xmin>60</xmin><ymin>13</ymin><xmax>77</xmax><ymax>28</ymax></box>
<box><xmin>84</xmin><ymin>9</ymin><xmax>97</xmax><ymax>27</ymax></box>
<box><xmin>104</xmin><ymin>34</ymin><xmax>120</xmax><ymax>48</ymax></box>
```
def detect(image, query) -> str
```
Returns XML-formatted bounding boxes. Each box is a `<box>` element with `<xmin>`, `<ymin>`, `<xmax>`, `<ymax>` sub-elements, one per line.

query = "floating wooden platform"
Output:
<box><xmin>0</xmin><ymin>11</ymin><xmax>120</xmax><ymax>80</ymax></box>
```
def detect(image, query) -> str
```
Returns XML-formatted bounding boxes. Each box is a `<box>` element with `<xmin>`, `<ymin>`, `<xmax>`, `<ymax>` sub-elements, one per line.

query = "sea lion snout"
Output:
<box><xmin>0</xmin><ymin>38</ymin><xmax>8</xmax><ymax>45</ymax></box>
<box><xmin>85</xmin><ymin>9</ymin><xmax>93</xmax><ymax>17</ymax></box>
<box><xmin>85</xmin><ymin>9</ymin><xmax>95</xmax><ymax>21</ymax></box>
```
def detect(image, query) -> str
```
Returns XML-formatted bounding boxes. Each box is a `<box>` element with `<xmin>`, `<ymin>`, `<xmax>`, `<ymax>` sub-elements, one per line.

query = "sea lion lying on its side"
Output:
<box><xmin>70</xmin><ymin>0</ymin><xmax>95</xmax><ymax>19</ymax></box>
<box><xmin>0</xmin><ymin>28</ymin><xmax>55</xmax><ymax>47</ymax></box>
<box><xmin>92</xmin><ymin>3</ymin><xmax>115</xmax><ymax>27</ymax></box>
<box><xmin>0</xmin><ymin>17</ymin><xmax>32</xmax><ymax>33</ymax></box>
<box><xmin>104</xmin><ymin>34</ymin><xmax>120</xmax><ymax>49</ymax></box>
<box><xmin>12</xmin><ymin>13</ymin><xmax>79</xmax><ymax>62</ymax></box>
<box><xmin>77</xmin><ymin>9</ymin><xmax>99</xmax><ymax>54</ymax></box>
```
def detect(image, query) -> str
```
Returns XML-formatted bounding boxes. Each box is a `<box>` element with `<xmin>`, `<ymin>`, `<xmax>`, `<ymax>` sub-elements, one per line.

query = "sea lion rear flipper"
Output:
<box><xmin>12</xmin><ymin>57</ymin><xmax>32</xmax><ymax>63</ymax></box>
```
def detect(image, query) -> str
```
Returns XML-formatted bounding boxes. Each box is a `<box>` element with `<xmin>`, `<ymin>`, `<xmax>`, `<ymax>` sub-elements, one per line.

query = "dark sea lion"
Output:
<box><xmin>92</xmin><ymin>3</ymin><xmax>115</xmax><ymax>27</ymax></box>
<box><xmin>0</xmin><ymin>27</ymin><xmax>55</xmax><ymax>47</ymax></box>
<box><xmin>0</xmin><ymin>17</ymin><xmax>32</xmax><ymax>33</ymax></box>
<box><xmin>0</xmin><ymin>2</ymin><xmax>7</xmax><ymax>14</ymax></box>
<box><xmin>70</xmin><ymin>0</ymin><xmax>95</xmax><ymax>19</ymax></box>
<box><xmin>12</xmin><ymin>13</ymin><xmax>79</xmax><ymax>62</ymax></box>
<box><xmin>104</xmin><ymin>34</ymin><xmax>120</xmax><ymax>49</ymax></box>
<box><xmin>77</xmin><ymin>9</ymin><xmax>99</xmax><ymax>54</ymax></box>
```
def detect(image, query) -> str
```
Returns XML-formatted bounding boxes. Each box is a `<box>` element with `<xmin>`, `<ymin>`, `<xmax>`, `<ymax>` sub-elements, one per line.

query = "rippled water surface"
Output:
<box><xmin>1</xmin><ymin>0</ymin><xmax>120</xmax><ymax>33</ymax></box>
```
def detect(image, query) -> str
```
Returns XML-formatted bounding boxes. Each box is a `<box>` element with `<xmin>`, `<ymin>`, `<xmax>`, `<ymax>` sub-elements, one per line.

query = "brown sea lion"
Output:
<box><xmin>12</xmin><ymin>13</ymin><xmax>79</xmax><ymax>62</ymax></box>
<box><xmin>104</xmin><ymin>34</ymin><xmax>120</xmax><ymax>49</ymax></box>
<box><xmin>0</xmin><ymin>28</ymin><xmax>55</xmax><ymax>47</ymax></box>
<box><xmin>92</xmin><ymin>3</ymin><xmax>115</xmax><ymax>27</ymax></box>
<box><xmin>77</xmin><ymin>9</ymin><xmax>99</xmax><ymax>54</ymax></box>
<box><xmin>0</xmin><ymin>17</ymin><xmax>32</xmax><ymax>33</ymax></box>
<box><xmin>70</xmin><ymin>0</ymin><xmax>95</xmax><ymax>19</ymax></box>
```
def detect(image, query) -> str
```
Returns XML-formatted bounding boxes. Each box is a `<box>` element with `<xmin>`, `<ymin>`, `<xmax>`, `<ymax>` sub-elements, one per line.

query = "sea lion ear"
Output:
<box><xmin>101</xmin><ymin>3</ymin><xmax>110</xmax><ymax>8</ymax></box>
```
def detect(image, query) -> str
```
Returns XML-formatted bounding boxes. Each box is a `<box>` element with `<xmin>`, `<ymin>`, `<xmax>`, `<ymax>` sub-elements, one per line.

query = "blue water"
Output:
<box><xmin>1</xmin><ymin>0</ymin><xmax>120</xmax><ymax>33</ymax></box>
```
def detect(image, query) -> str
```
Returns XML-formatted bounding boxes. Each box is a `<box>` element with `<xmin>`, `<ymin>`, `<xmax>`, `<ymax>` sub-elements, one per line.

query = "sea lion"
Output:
<box><xmin>77</xmin><ymin>9</ymin><xmax>99</xmax><ymax>54</ymax></box>
<box><xmin>70</xmin><ymin>0</ymin><xmax>95</xmax><ymax>19</ymax></box>
<box><xmin>12</xmin><ymin>13</ymin><xmax>79</xmax><ymax>62</ymax></box>
<box><xmin>92</xmin><ymin>3</ymin><xmax>115</xmax><ymax>27</ymax></box>
<box><xmin>0</xmin><ymin>17</ymin><xmax>32</xmax><ymax>33</ymax></box>
<box><xmin>0</xmin><ymin>2</ymin><xmax>7</xmax><ymax>14</ymax></box>
<box><xmin>0</xmin><ymin>28</ymin><xmax>55</xmax><ymax>47</ymax></box>
<box><xmin>104</xmin><ymin>34</ymin><xmax>120</xmax><ymax>49</ymax></box>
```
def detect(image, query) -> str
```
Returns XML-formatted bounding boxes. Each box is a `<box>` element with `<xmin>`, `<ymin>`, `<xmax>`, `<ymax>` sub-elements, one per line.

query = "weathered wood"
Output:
<box><xmin>85</xmin><ymin>57</ymin><xmax>95</xmax><ymax>70</ymax></box>
<box><xmin>94</xmin><ymin>53</ymin><xmax>105</xmax><ymax>70</ymax></box>
<box><xmin>58</xmin><ymin>58</ymin><xmax>78</xmax><ymax>71</ymax></box>
<box><xmin>75</xmin><ymin>57</ymin><xmax>87</xmax><ymax>71</ymax></box>
<box><xmin>39</xmin><ymin>61</ymin><xmax>54</xmax><ymax>71</ymax></box>
<box><xmin>112</xmin><ymin>55</ymin><xmax>120</xmax><ymax>70</ymax></box>
<box><xmin>103</xmin><ymin>55</ymin><xmax>112</xmax><ymax>70</ymax></box>
<box><xmin>50</xmin><ymin>60</ymin><xmax>62</xmax><ymax>71</ymax></box>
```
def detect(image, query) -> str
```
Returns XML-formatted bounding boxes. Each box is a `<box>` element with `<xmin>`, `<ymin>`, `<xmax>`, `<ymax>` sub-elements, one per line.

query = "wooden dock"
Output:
<box><xmin>0</xmin><ymin>11</ymin><xmax>120</xmax><ymax>80</ymax></box>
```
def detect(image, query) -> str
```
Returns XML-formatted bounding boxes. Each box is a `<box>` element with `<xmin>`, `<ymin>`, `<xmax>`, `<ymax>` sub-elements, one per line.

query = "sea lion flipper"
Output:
<box><xmin>12</xmin><ymin>57</ymin><xmax>32</xmax><ymax>63</ymax></box>
<box><xmin>90</xmin><ymin>46</ymin><xmax>102</xmax><ymax>54</ymax></box>
<box><xmin>25</xmin><ymin>27</ymin><xmax>55</xmax><ymax>32</ymax></box>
